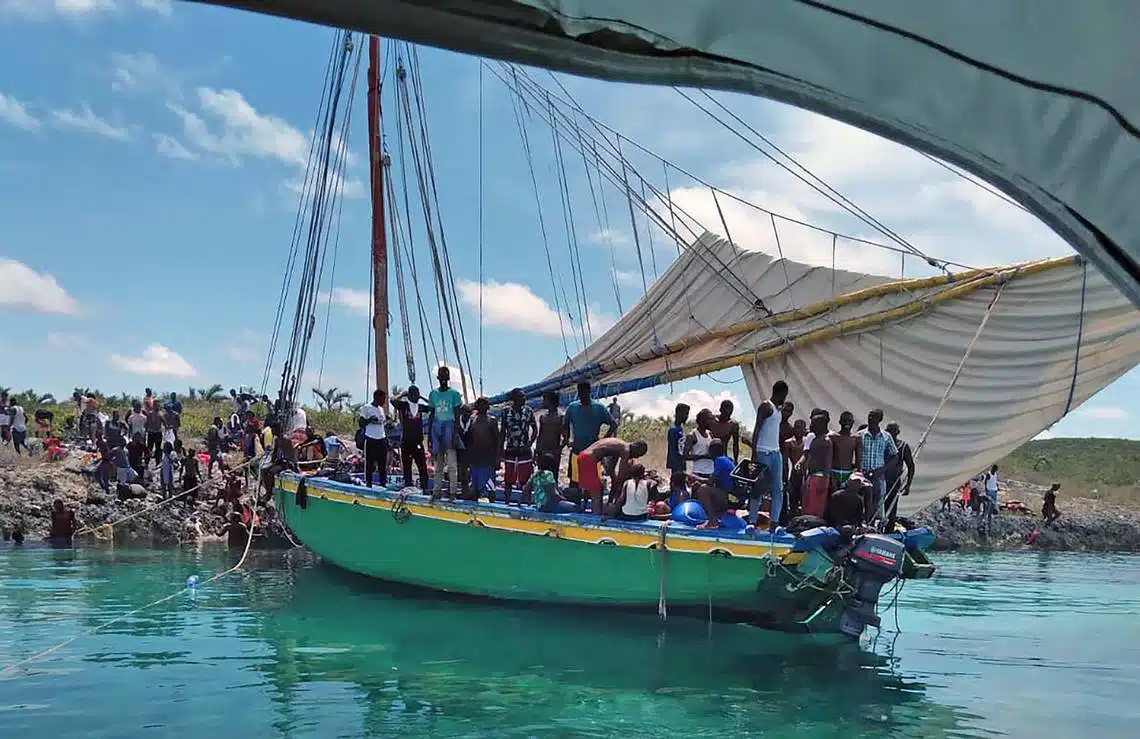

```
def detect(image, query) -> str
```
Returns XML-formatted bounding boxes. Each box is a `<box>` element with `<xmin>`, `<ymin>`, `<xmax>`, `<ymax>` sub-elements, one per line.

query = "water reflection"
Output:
<box><xmin>244</xmin><ymin>558</ymin><xmax>978</xmax><ymax>738</ymax></box>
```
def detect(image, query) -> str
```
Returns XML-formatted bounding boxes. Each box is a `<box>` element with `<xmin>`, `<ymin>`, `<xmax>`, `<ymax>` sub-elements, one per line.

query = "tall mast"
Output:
<box><xmin>367</xmin><ymin>35</ymin><xmax>389</xmax><ymax>398</ymax></box>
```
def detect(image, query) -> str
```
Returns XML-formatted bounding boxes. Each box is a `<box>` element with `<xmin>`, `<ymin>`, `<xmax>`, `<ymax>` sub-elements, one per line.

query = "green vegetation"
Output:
<box><xmin>997</xmin><ymin>438</ymin><xmax>1140</xmax><ymax>506</ymax></box>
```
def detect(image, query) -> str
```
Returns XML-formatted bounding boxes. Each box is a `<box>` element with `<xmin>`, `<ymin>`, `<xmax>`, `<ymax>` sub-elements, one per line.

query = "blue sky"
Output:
<box><xmin>0</xmin><ymin>0</ymin><xmax>1136</xmax><ymax>439</ymax></box>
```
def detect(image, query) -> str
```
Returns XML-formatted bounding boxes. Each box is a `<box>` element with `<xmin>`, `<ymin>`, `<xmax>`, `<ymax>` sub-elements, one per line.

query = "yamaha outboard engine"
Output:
<box><xmin>840</xmin><ymin>534</ymin><xmax>906</xmax><ymax>638</ymax></box>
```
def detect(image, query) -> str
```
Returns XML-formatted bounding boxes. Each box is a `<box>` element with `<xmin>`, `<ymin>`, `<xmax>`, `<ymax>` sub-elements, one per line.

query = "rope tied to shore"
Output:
<box><xmin>657</xmin><ymin>520</ymin><xmax>670</xmax><ymax>621</ymax></box>
<box><xmin>0</xmin><ymin>501</ymin><xmax>260</xmax><ymax>678</ymax></box>
<box><xmin>76</xmin><ymin>455</ymin><xmax>263</xmax><ymax>538</ymax></box>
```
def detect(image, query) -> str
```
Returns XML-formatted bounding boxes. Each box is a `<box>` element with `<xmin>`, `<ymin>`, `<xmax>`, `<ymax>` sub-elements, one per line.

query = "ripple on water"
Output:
<box><xmin>0</xmin><ymin>547</ymin><xmax>1137</xmax><ymax>738</ymax></box>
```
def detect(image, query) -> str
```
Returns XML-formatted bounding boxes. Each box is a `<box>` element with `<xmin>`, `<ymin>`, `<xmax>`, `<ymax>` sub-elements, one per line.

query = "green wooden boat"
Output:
<box><xmin>273</xmin><ymin>473</ymin><xmax>936</xmax><ymax>636</ymax></box>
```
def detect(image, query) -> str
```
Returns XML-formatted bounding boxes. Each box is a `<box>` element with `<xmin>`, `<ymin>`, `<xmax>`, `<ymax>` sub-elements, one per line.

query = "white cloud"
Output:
<box><xmin>0</xmin><ymin>0</ymin><xmax>168</xmax><ymax>20</ymax></box>
<box><xmin>153</xmin><ymin>133</ymin><xmax>197</xmax><ymax>161</ymax></box>
<box><xmin>283</xmin><ymin>170</ymin><xmax>365</xmax><ymax>200</ymax></box>
<box><xmin>46</xmin><ymin>332</ymin><xmax>92</xmax><ymax>350</ymax></box>
<box><xmin>0</xmin><ymin>92</ymin><xmax>40</xmax><ymax>131</ymax></box>
<box><xmin>169</xmin><ymin>88</ymin><xmax>308</xmax><ymax>167</ymax></box>
<box><xmin>0</xmin><ymin>259</ymin><xmax>81</xmax><ymax>315</ymax></box>
<box><xmin>622</xmin><ymin>388</ymin><xmax>744</xmax><ymax>421</ymax></box>
<box><xmin>589</xmin><ymin>228</ymin><xmax>631</xmax><ymax>248</ymax></box>
<box><xmin>612</xmin><ymin>268</ymin><xmax>637</xmax><ymax>286</ymax></box>
<box><xmin>1077</xmin><ymin>406</ymin><xmax>1127</xmax><ymax>422</ymax></box>
<box><xmin>110</xmin><ymin>344</ymin><xmax>197</xmax><ymax>377</ymax></box>
<box><xmin>110</xmin><ymin>51</ymin><xmax>177</xmax><ymax>96</ymax></box>
<box><xmin>226</xmin><ymin>329</ymin><xmax>262</xmax><ymax>363</ymax></box>
<box><xmin>456</xmin><ymin>279</ymin><xmax>617</xmax><ymax>340</ymax></box>
<box><xmin>52</xmin><ymin>105</ymin><xmax>130</xmax><ymax>141</ymax></box>
<box><xmin>319</xmin><ymin>287</ymin><xmax>371</xmax><ymax>316</ymax></box>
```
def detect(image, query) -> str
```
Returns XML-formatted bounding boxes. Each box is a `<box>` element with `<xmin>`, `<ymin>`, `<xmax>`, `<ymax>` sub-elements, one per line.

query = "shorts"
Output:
<box><xmin>503</xmin><ymin>450</ymin><xmax>533</xmax><ymax>488</ymax></box>
<box><xmin>575</xmin><ymin>452</ymin><xmax>602</xmax><ymax>496</ymax></box>
<box><xmin>830</xmin><ymin>469</ymin><xmax>853</xmax><ymax>488</ymax></box>
<box><xmin>802</xmin><ymin>472</ymin><xmax>830</xmax><ymax>517</ymax></box>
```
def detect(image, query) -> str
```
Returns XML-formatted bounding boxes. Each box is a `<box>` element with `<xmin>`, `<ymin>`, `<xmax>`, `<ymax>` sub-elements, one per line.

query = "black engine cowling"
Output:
<box><xmin>840</xmin><ymin>534</ymin><xmax>906</xmax><ymax>638</ymax></box>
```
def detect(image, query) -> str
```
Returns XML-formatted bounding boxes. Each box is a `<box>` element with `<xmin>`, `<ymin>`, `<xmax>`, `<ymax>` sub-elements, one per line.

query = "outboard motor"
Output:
<box><xmin>840</xmin><ymin>534</ymin><xmax>906</xmax><ymax>638</ymax></box>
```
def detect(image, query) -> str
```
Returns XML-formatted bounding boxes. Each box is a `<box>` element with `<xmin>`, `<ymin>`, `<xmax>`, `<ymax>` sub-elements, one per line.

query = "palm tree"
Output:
<box><xmin>312</xmin><ymin>386</ymin><xmax>352</xmax><ymax>411</ymax></box>
<box><xmin>187</xmin><ymin>387</ymin><xmax>199</xmax><ymax>401</ymax></box>
<box><xmin>201</xmin><ymin>384</ymin><xmax>225</xmax><ymax>402</ymax></box>
<box><xmin>0</xmin><ymin>386</ymin><xmax>11</xmax><ymax>398</ymax></box>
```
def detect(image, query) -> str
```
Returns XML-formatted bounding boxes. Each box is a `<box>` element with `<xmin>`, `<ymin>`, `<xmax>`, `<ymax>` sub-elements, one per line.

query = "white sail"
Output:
<box><xmin>545</xmin><ymin>233</ymin><xmax>1140</xmax><ymax>513</ymax></box>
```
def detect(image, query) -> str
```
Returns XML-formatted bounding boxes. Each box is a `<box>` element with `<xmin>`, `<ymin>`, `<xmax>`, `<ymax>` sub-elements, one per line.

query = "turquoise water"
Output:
<box><xmin>1</xmin><ymin>547</ymin><xmax>1137</xmax><ymax>738</ymax></box>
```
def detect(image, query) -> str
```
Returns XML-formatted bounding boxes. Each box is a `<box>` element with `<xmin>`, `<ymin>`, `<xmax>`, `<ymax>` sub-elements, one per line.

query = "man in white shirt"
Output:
<box><xmin>290</xmin><ymin>404</ymin><xmax>308</xmax><ymax>434</ymax></box>
<box><xmin>9</xmin><ymin>401</ymin><xmax>27</xmax><ymax>455</ymax></box>
<box><xmin>984</xmin><ymin>464</ymin><xmax>1000</xmax><ymax>515</ymax></box>
<box><xmin>0</xmin><ymin>393</ymin><xmax>10</xmax><ymax>447</ymax></box>
<box><xmin>358</xmin><ymin>389</ymin><xmax>389</xmax><ymax>488</ymax></box>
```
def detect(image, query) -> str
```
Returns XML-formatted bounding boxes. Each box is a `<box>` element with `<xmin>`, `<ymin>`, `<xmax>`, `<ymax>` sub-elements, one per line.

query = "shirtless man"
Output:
<box><xmin>707</xmin><ymin>400</ymin><xmax>741</xmax><ymax>461</ymax></box>
<box><xmin>800</xmin><ymin>414</ymin><xmax>833</xmax><ymax>517</ymax></box>
<box><xmin>576</xmin><ymin>436</ymin><xmax>648</xmax><ymax>517</ymax></box>
<box><xmin>828</xmin><ymin>411</ymin><xmax>859</xmax><ymax>490</ymax></box>
<box><xmin>783</xmin><ymin>419</ymin><xmax>807</xmax><ymax>519</ymax></box>
<box><xmin>778</xmin><ymin>401</ymin><xmax>796</xmax><ymax>449</ymax></box>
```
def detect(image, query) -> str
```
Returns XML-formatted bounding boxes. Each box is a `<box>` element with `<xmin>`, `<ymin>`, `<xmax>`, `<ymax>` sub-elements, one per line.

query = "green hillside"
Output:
<box><xmin>997</xmin><ymin>438</ymin><xmax>1140</xmax><ymax>506</ymax></box>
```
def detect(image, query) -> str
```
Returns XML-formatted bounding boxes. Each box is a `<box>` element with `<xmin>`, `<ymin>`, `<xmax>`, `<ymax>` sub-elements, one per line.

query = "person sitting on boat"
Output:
<box><xmin>527</xmin><ymin>452</ymin><xmax>577</xmax><ymax>513</ymax></box>
<box><xmin>609</xmin><ymin>463</ymin><xmax>653</xmax><ymax>522</ymax></box>
<box><xmin>800</xmin><ymin>413</ymin><xmax>833</xmax><ymax>518</ymax></box>
<box><xmin>534</xmin><ymin>391</ymin><xmax>564</xmax><ymax>477</ymax></box>
<box><xmin>575</xmin><ymin>435</ymin><xmax>647</xmax><ymax>516</ymax></box>
<box><xmin>501</xmin><ymin>388</ymin><xmax>537</xmax><ymax>502</ymax></box>
<box><xmin>687</xmin><ymin>438</ymin><xmax>736</xmax><ymax>529</ymax></box>
<box><xmin>428</xmin><ymin>366</ymin><xmax>463</xmax><ymax>501</ymax></box>
<box><xmin>562</xmin><ymin>381</ymin><xmax>615</xmax><ymax>491</ymax></box>
<box><xmin>465</xmin><ymin>397</ymin><xmax>500</xmax><ymax>502</ymax></box>
<box><xmin>825</xmin><ymin>473</ymin><xmax>866</xmax><ymax>529</ymax></box>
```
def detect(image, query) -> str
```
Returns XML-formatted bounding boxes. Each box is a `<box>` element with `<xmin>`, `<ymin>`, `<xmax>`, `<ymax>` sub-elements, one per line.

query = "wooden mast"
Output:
<box><xmin>367</xmin><ymin>35</ymin><xmax>389</xmax><ymax>398</ymax></box>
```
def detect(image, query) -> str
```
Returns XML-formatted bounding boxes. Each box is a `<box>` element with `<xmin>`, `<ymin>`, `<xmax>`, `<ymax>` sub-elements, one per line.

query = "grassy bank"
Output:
<box><xmin>996</xmin><ymin>438</ymin><xmax>1140</xmax><ymax>508</ymax></box>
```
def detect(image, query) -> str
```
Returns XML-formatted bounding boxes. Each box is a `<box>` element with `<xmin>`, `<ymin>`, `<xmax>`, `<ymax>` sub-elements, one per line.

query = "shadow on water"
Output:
<box><xmin>239</xmin><ymin>554</ymin><xmax>982</xmax><ymax>738</ymax></box>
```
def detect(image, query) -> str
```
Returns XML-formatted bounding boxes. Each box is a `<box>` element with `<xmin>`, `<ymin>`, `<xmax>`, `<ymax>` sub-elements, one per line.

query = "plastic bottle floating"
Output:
<box><xmin>186</xmin><ymin>575</ymin><xmax>200</xmax><ymax>589</ymax></box>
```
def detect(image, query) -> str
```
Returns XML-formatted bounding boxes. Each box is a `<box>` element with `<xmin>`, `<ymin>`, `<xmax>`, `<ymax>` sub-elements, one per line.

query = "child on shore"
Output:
<box><xmin>160</xmin><ymin>442</ymin><xmax>176</xmax><ymax>497</ymax></box>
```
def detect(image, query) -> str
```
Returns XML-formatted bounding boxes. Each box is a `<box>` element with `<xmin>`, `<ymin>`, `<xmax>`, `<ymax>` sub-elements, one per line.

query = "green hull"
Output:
<box><xmin>272</xmin><ymin>474</ymin><xmax>839</xmax><ymax>625</ymax></box>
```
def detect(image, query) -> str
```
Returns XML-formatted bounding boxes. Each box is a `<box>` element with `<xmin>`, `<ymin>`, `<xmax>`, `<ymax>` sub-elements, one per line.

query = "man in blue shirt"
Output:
<box><xmin>427</xmin><ymin>366</ymin><xmax>465</xmax><ymax>500</ymax></box>
<box><xmin>561</xmin><ymin>381</ymin><xmax>615</xmax><ymax>487</ymax></box>
<box><xmin>666</xmin><ymin>402</ymin><xmax>691</xmax><ymax>476</ymax></box>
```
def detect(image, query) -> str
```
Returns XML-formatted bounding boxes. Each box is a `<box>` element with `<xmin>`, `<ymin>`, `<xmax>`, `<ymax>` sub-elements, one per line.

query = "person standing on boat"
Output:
<box><xmin>855</xmin><ymin>409</ymin><xmax>898</xmax><ymax>523</ymax></box>
<box><xmin>562</xmin><ymin>382</ymin><xmax>615</xmax><ymax>490</ymax></box>
<box><xmin>394</xmin><ymin>386</ymin><xmax>429</xmax><ymax>490</ymax></box>
<box><xmin>800</xmin><ymin>414</ymin><xmax>833</xmax><ymax>518</ymax></box>
<box><xmin>359</xmin><ymin>389</ymin><xmax>389</xmax><ymax>488</ymax></box>
<box><xmin>575</xmin><ymin>436</ymin><xmax>648</xmax><ymax>516</ymax></box>
<box><xmin>708</xmin><ymin>400</ymin><xmax>741</xmax><ymax>461</ymax></box>
<box><xmin>534</xmin><ymin>391</ymin><xmax>564</xmax><ymax>478</ymax></box>
<box><xmin>501</xmin><ymin>388</ymin><xmax>537</xmax><ymax>502</ymax></box>
<box><xmin>750</xmin><ymin>380</ymin><xmax>788</xmax><ymax>532</ymax></box>
<box><xmin>428</xmin><ymin>366</ymin><xmax>464</xmax><ymax>501</ymax></box>
<box><xmin>466</xmin><ymin>397</ymin><xmax>500</xmax><ymax>501</ymax></box>
<box><xmin>883</xmin><ymin>421</ymin><xmax>916</xmax><ymax>526</ymax></box>
<box><xmin>686</xmin><ymin>409</ymin><xmax>716</xmax><ymax>480</ymax></box>
<box><xmin>783</xmin><ymin>418</ymin><xmax>808</xmax><ymax>521</ymax></box>
<box><xmin>828</xmin><ymin>411</ymin><xmax>859</xmax><ymax>490</ymax></box>
<box><xmin>666</xmin><ymin>403</ymin><xmax>691</xmax><ymax>479</ymax></box>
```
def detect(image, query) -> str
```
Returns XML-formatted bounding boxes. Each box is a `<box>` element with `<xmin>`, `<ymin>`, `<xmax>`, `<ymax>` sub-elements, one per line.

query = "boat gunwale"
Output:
<box><xmin>277</xmin><ymin>472</ymin><xmax>794</xmax><ymax>558</ymax></box>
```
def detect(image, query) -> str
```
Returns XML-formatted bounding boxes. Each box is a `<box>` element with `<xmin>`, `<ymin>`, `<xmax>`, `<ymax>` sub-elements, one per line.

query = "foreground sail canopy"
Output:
<box><xmin>525</xmin><ymin>233</ymin><xmax>1139</xmax><ymax>514</ymax></box>
<box><xmin>197</xmin><ymin>0</ymin><xmax>1140</xmax><ymax>307</ymax></box>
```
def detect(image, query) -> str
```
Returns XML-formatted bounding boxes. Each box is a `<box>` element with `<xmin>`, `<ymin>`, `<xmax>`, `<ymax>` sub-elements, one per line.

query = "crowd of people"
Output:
<box><xmin>331</xmin><ymin>371</ymin><xmax>928</xmax><ymax>535</ymax></box>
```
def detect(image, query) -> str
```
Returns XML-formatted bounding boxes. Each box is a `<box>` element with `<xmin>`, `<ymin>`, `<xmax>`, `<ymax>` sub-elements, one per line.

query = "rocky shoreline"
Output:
<box><xmin>910</xmin><ymin>479</ymin><xmax>1140</xmax><ymax>553</ymax></box>
<box><xmin>2</xmin><ymin>456</ymin><xmax>1138</xmax><ymax>553</ymax></box>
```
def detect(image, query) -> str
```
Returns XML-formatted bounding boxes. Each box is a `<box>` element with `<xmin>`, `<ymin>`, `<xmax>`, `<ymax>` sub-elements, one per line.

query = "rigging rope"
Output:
<box><xmin>548</xmin><ymin>93</ymin><xmax>593</xmax><ymax>345</ymax></box>
<box><xmin>478</xmin><ymin>61</ymin><xmax>485</xmax><ymax>394</ymax></box>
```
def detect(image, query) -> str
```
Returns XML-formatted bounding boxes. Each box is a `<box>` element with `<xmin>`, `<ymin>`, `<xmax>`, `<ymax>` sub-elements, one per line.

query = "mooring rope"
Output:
<box><xmin>0</xmin><ymin>514</ymin><xmax>258</xmax><ymax>678</ymax></box>
<box><xmin>656</xmin><ymin>520</ymin><xmax>670</xmax><ymax>621</ymax></box>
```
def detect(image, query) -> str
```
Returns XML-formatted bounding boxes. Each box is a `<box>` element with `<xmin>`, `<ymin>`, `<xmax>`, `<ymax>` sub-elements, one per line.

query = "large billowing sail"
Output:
<box><xmin>199</xmin><ymin>0</ymin><xmax>1140</xmax><ymax>307</ymax></box>
<box><xmin>528</xmin><ymin>233</ymin><xmax>1140</xmax><ymax>513</ymax></box>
